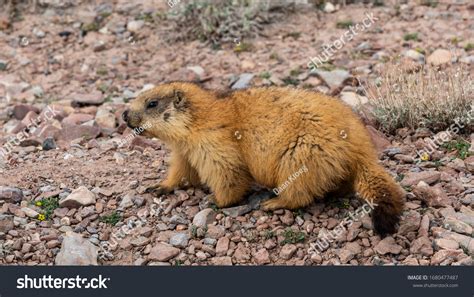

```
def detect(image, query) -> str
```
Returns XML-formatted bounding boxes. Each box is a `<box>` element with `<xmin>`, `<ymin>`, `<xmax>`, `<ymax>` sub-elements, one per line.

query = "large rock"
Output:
<box><xmin>95</xmin><ymin>108</ymin><xmax>116</xmax><ymax>129</ymax></box>
<box><xmin>464</xmin><ymin>156</ymin><xmax>474</xmax><ymax>173</ymax></box>
<box><xmin>12</xmin><ymin>104</ymin><xmax>40</xmax><ymax>120</ymax></box>
<box><xmin>169</xmin><ymin>233</ymin><xmax>189</xmax><ymax>248</ymax></box>
<box><xmin>398</xmin><ymin>210</ymin><xmax>421</xmax><ymax>235</ymax></box>
<box><xmin>62</xmin><ymin>113</ymin><xmax>94</xmax><ymax>126</ymax></box>
<box><xmin>430</xmin><ymin>249</ymin><xmax>465</xmax><ymax>265</ymax></box>
<box><xmin>0</xmin><ymin>214</ymin><xmax>14</xmax><ymax>233</ymax></box>
<box><xmin>340</xmin><ymin>92</ymin><xmax>368</xmax><ymax>108</ymax></box>
<box><xmin>409</xmin><ymin>236</ymin><xmax>433</xmax><ymax>256</ymax></box>
<box><xmin>0</xmin><ymin>186</ymin><xmax>23</xmax><ymax>203</ymax></box>
<box><xmin>374</xmin><ymin>237</ymin><xmax>402</xmax><ymax>255</ymax></box>
<box><xmin>231</xmin><ymin>73</ymin><xmax>254</xmax><ymax>90</ymax></box>
<box><xmin>55</xmin><ymin>232</ymin><xmax>98</xmax><ymax>265</ymax></box>
<box><xmin>57</xmin><ymin>122</ymin><xmax>101</xmax><ymax>142</ymax></box>
<box><xmin>59</xmin><ymin>186</ymin><xmax>96</xmax><ymax>208</ymax></box>
<box><xmin>192</xmin><ymin>208</ymin><xmax>217</xmax><ymax>228</ymax></box>
<box><xmin>412</xmin><ymin>181</ymin><xmax>451</xmax><ymax>207</ymax></box>
<box><xmin>427</xmin><ymin>49</ymin><xmax>452</xmax><ymax>66</ymax></box>
<box><xmin>444</xmin><ymin>217</ymin><xmax>472</xmax><ymax>235</ymax></box>
<box><xmin>404</xmin><ymin>50</ymin><xmax>425</xmax><ymax>64</ymax></box>
<box><xmin>401</xmin><ymin>171</ymin><xmax>440</xmax><ymax>187</ymax></box>
<box><xmin>365</xmin><ymin>125</ymin><xmax>391</xmax><ymax>152</ymax></box>
<box><xmin>148</xmin><ymin>243</ymin><xmax>180</xmax><ymax>261</ymax></box>
<box><xmin>71</xmin><ymin>92</ymin><xmax>104</xmax><ymax>107</ymax></box>
<box><xmin>437</xmin><ymin>230</ymin><xmax>474</xmax><ymax>255</ymax></box>
<box><xmin>313</xmin><ymin>69</ymin><xmax>350</xmax><ymax>89</ymax></box>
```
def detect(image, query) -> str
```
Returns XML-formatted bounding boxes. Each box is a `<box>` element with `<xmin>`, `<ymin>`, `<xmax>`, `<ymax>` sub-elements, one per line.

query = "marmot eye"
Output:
<box><xmin>146</xmin><ymin>101</ymin><xmax>158</xmax><ymax>109</ymax></box>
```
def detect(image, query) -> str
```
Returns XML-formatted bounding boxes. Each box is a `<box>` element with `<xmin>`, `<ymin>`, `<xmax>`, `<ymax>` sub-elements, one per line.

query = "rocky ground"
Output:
<box><xmin>0</xmin><ymin>0</ymin><xmax>473</xmax><ymax>266</ymax></box>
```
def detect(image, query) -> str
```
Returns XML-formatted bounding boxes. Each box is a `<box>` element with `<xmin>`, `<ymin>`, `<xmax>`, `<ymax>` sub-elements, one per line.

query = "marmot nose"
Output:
<box><xmin>122</xmin><ymin>110</ymin><xmax>129</xmax><ymax>122</ymax></box>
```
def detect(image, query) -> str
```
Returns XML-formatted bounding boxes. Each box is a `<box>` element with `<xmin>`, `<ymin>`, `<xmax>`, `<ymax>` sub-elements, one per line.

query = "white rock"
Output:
<box><xmin>55</xmin><ymin>231</ymin><xmax>98</xmax><ymax>265</ymax></box>
<box><xmin>192</xmin><ymin>208</ymin><xmax>217</xmax><ymax>228</ymax></box>
<box><xmin>340</xmin><ymin>92</ymin><xmax>368</xmax><ymax>108</ymax></box>
<box><xmin>59</xmin><ymin>186</ymin><xmax>96</xmax><ymax>208</ymax></box>
<box><xmin>404</xmin><ymin>49</ymin><xmax>425</xmax><ymax>64</ymax></box>
<box><xmin>127</xmin><ymin>20</ymin><xmax>144</xmax><ymax>33</ymax></box>
<box><xmin>21</xmin><ymin>207</ymin><xmax>39</xmax><ymax>218</ymax></box>
<box><xmin>323</xmin><ymin>2</ymin><xmax>336</xmax><ymax>13</ymax></box>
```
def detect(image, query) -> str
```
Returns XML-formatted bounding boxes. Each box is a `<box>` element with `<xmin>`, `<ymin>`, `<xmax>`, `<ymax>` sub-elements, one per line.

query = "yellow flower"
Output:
<box><xmin>35</xmin><ymin>201</ymin><xmax>43</xmax><ymax>207</ymax></box>
<box><xmin>420</xmin><ymin>152</ymin><xmax>430</xmax><ymax>161</ymax></box>
<box><xmin>38</xmin><ymin>214</ymin><xmax>46</xmax><ymax>221</ymax></box>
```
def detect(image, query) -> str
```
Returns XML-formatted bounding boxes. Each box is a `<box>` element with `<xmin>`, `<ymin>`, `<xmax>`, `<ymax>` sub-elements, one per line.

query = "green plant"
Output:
<box><xmin>450</xmin><ymin>37</ymin><xmax>461</xmax><ymax>44</ymax></box>
<box><xmin>395</xmin><ymin>174</ymin><xmax>405</xmax><ymax>182</ymax></box>
<box><xmin>260</xmin><ymin>71</ymin><xmax>271</xmax><ymax>79</ymax></box>
<box><xmin>282</xmin><ymin>76</ymin><xmax>299</xmax><ymax>86</ymax></box>
<box><xmin>281</xmin><ymin>228</ymin><xmax>305</xmax><ymax>245</ymax></box>
<box><xmin>336</xmin><ymin>20</ymin><xmax>354</xmax><ymax>29</ymax></box>
<box><xmin>264</xmin><ymin>230</ymin><xmax>275</xmax><ymax>240</ymax></box>
<box><xmin>233</xmin><ymin>42</ymin><xmax>253</xmax><ymax>53</ymax></box>
<box><xmin>269</xmin><ymin>52</ymin><xmax>281</xmax><ymax>60</ymax></box>
<box><xmin>441</xmin><ymin>139</ymin><xmax>471</xmax><ymax>159</ymax></box>
<box><xmin>420</xmin><ymin>0</ymin><xmax>438</xmax><ymax>7</ymax></box>
<box><xmin>290</xmin><ymin>67</ymin><xmax>302</xmax><ymax>77</ymax></box>
<box><xmin>433</xmin><ymin>160</ymin><xmax>443</xmax><ymax>168</ymax></box>
<box><xmin>464</xmin><ymin>43</ymin><xmax>474</xmax><ymax>51</ymax></box>
<box><xmin>96</xmin><ymin>66</ymin><xmax>108</xmax><ymax>76</ymax></box>
<box><xmin>190</xmin><ymin>225</ymin><xmax>198</xmax><ymax>238</ymax></box>
<box><xmin>100</xmin><ymin>212</ymin><xmax>121</xmax><ymax>226</ymax></box>
<box><xmin>403</xmin><ymin>32</ymin><xmax>419</xmax><ymax>41</ymax></box>
<box><xmin>284</xmin><ymin>31</ymin><xmax>301</xmax><ymax>40</ymax></box>
<box><xmin>414</xmin><ymin>47</ymin><xmax>426</xmax><ymax>54</ymax></box>
<box><xmin>35</xmin><ymin>196</ymin><xmax>59</xmax><ymax>220</ymax></box>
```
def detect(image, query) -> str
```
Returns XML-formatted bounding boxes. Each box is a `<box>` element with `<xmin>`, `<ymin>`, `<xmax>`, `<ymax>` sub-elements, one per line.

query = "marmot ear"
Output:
<box><xmin>173</xmin><ymin>90</ymin><xmax>186</xmax><ymax>109</ymax></box>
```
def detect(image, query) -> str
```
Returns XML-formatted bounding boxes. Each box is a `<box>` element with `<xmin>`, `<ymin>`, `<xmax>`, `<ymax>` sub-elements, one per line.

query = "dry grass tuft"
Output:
<box><xmin>365</xmin><ymin>63</ymin><xmax>473</xmax><ymax>134</ymax></box>
<box><xmin>165</xmin><ymin>0</ymin><xmax>293</xmax><ymax>45</ymax></box>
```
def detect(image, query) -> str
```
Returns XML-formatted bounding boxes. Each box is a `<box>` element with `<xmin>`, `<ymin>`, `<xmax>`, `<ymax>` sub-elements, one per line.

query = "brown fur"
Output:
<box><xmin>124</xmin><ymin>82</ymin><xmax>405</xmax><ymax>236</ymax></box>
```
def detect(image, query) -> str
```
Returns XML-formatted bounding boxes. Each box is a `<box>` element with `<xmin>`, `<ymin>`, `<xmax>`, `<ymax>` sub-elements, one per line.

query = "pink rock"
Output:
<box><xmin>62</xmin><ymin>113</ymin><xmax>94</xmax><ymax>126</ymax></box>
<box><xmin>279</xmin><ymin>244</ymin><xmax>297</xmax><ymax>260</ymax></box>
<box><xmin>216</xmin><ymin>237</ymin><xmax>230</xmax><ymax>256</ymax></box>
<box><xmin>148</xmin><ymin>243</ymin><xmax>180</xmax><ymax>262</ymax></box>
<box><xmin>366</xmin><ymin>125</ymin><xmax>391</xmax><ymax>152</ymax></box>
<box><xmin>409</xmin><ymin>236</ymin><xmax>433</xmax><ymax>256</ymax></box>
<box><xmin>401</xmin><ymin>171</ymin><xmax>441</xmax><ymax>187</ymax></box>
<box><xmin>12</xmin><ymin>104</ymin><xmax>40</xmax><ymax>120</ymax></box>
<box><xmin>57</xmin><ymin>122</ymin><xmax>101</xmax><ymax>142</ymax></box>
<box><xmin>71</xmin><ymin>91</ymin><xmax>104</xmax><ymax>107</ymax></box>
<box><xmin>412</xmin><ymin>182</ymin><xmax>451</xmax><ymax>207</ymax></box>
<box><xmin>253</xmin><ymin>248</ymin><xmax>271</xmax><ymax>264</ymax></box>
<box><xmin>210</xmin><ymin>256</ymin><xmax>233</xmax><ymax>265</ymax></box>
<box><xmin>374</xmin><ymin>237</ymin><xmax>402</xmax><ymax>255</ymax></box>
<box><xmin>20</xmin><ymin>110</ymin><xmax>39</xmax><ymax>126</ymax></box>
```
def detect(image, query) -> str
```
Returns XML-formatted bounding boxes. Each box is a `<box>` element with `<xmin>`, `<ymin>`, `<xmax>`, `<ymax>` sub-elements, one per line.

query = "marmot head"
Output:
<box><xmin>123</xmin><ymin>82</ymin><xmax>199</xmax><ymax>141</ymax></box>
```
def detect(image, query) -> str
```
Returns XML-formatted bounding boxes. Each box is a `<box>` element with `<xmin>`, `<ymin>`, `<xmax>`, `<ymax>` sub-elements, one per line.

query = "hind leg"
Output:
<box><xmin>324</xmin><ymin>178</ymin><xmax>356</xmax><ymax>199</ymax></box>
<box><xmin>261</xmin><ymin>188</ymin><xmax>314</xmax><ymax>210</ymax></box>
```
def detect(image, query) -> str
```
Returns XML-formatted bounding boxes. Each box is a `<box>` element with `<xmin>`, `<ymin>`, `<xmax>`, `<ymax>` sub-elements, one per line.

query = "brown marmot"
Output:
<box><xmin>123</xmin><ymin>82</ymin><xmax>405</xmax><ymax>236</ymax></box>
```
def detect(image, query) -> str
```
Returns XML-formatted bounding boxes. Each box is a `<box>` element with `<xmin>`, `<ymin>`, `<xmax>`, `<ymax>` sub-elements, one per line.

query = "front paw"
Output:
<box><xmin>145</xmin><ymin>184</ymin><xmax>172</xmax><ymax>196</ymax></box>
<box><xmin>261</xmin><ymin>198</ymin><xmax>283</xmax><ymax>211</ymax></box>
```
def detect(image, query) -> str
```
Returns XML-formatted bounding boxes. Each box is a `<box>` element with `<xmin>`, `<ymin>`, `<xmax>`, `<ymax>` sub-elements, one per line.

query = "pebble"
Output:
<box><xmin>192</xmin><ymin>208</ymin><xmax>216</xmax><ymax>228</ymax></box>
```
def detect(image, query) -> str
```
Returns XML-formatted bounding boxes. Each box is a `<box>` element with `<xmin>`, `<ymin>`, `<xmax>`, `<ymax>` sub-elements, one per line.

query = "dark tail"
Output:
<box><xmin>355</xmin><ymin>162</ymin><xmax>405</xmax><ymax>237</ymax></box>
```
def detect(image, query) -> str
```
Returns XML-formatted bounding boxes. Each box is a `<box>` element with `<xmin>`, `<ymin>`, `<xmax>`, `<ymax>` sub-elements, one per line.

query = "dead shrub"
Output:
<box><xmin>365</xmin><ymin>63</ymin><xmax>473</xmax><ymax>134</ymax></box>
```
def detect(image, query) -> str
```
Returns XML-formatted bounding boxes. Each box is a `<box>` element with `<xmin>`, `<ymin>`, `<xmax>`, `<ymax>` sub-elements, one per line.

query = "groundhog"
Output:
<box><xmin>123</xmin><ymin>82</ymin><xmax>405</xmax><ymax>236</ymax></box>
